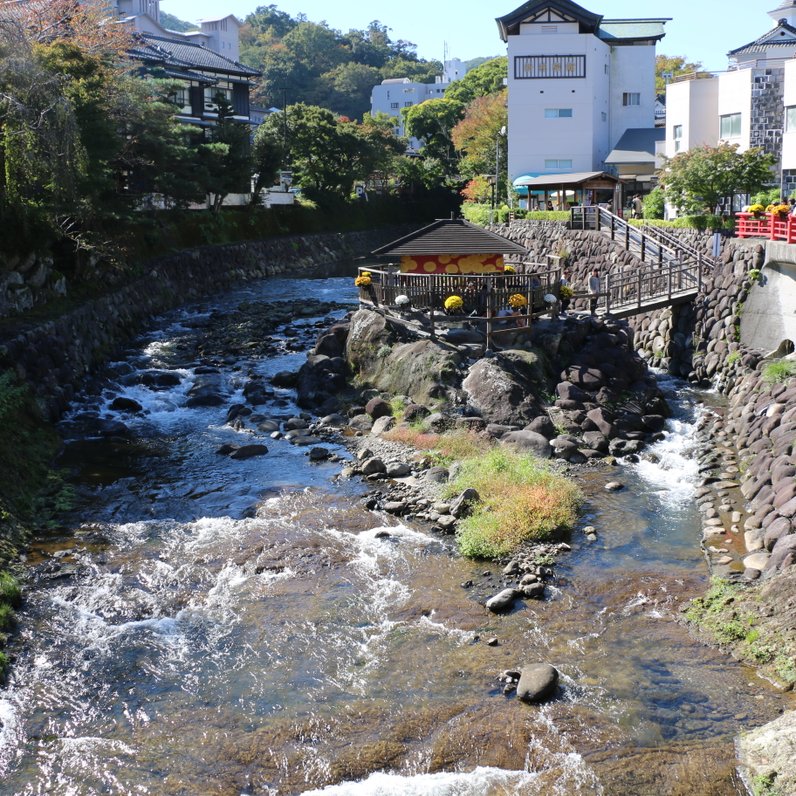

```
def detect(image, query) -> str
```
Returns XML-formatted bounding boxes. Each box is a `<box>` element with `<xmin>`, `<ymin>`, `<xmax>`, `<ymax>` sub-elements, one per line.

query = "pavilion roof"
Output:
<box><xmin>370</xmin><ymin>219</ymin><xmax>528</xmax><ymax>257</ymax></box>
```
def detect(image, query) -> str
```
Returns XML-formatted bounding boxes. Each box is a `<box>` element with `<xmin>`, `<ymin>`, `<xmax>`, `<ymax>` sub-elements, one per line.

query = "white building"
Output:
<box><xmin>496</xmin><ymin>0</ymin><xmax>667</xmax><ymax>201</ymax></box>
<box><xmin>665</xmin><ymin>2</ymin><xmax>796</xmax><ymax>201</ymax></box>
<box><xmin>115</xmin><ymin>1</ymin><xmax>241</xmax><ymax>60</ymax></box>
<box><xmin>370</xmin><ymin>59</ymin><xmax>469</xmax><ymax>149</ymax></box>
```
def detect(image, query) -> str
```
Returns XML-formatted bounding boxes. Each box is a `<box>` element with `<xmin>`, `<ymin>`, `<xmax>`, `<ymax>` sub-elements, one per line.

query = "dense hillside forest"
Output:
<box><xmin>168</xmin><ymin>4</ymin><xmax>493</xmax><ymax>120</ymax></box>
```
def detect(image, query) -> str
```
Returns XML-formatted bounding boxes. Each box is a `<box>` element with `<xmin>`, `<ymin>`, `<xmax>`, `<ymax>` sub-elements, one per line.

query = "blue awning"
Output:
<box><xmin>512</xmin><ymin>174</ymin><xmax>540</xmax><ymax>195</ymax></box>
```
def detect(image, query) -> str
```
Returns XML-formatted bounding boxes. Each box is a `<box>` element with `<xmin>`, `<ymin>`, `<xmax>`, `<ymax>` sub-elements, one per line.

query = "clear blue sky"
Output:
<box><xmin>163</xmin><ymin>0</ymin><xmax>772</xmax><ymax>72</ymax></box>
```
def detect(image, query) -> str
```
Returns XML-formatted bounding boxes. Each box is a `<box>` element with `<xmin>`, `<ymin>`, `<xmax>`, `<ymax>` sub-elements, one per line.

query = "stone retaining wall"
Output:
<box><xmin>498</xmin><ymin>220</ymin><xmax>795</xmax><ymax>574</ymax></box>
<box><xmin>0</xmin><ymin>227</ymin><xmax>406</xmax><ymax>421</ymax></box>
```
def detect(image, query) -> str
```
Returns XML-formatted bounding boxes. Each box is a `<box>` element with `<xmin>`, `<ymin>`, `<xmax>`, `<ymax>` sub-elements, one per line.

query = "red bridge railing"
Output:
<box><xmin>736</xmin><ymin>211</ymin><xmax>796</xmax><ymax>243</ymax></box>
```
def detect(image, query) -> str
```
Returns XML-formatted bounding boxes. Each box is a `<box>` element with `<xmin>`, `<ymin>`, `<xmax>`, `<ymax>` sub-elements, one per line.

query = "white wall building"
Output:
<box><xmin>114</xmin><ymin>0</ymin><xmax>241</xmax><ymax>60</ymax></box>
<box><xmin>495</xmin><ymin>0</ymin><xmax>667</xmax><ymax>197</ymax></box>
<box><xmin>665</xmin><ymin>2</ymin><xmax>796</xmax><ymax>201</ymax></box>
<box><xmin>370</xmin><ymin>60</ymin><xmax>469</xmax><ymax>150</ymax></box>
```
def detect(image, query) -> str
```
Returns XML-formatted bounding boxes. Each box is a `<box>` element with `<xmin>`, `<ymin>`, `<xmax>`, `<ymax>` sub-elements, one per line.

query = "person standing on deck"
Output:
<box><xmin>588</xmin><ymin>268</ymin><xmax>600</xmax><ymax>315</ymax></box>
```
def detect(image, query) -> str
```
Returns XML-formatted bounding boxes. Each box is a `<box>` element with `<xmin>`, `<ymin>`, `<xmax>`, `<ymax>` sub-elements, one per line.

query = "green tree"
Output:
<box><xmin>256</xmin><ymin>103</ymin><xmax>404</xmax><ymax>201</ymax></box>
<box><xmin>403</xmin><ymin>97</ymin><xmax>465</xmax><ymax>169</ymax></box>
<box><xmin>323</xmin><ymin>62</ymin><xmax>382</xmax><ymax>119</ymax></box>
<box><xmin>283</xmin><ymin>21</ymin><xmax>347</xmax><ymax>75</ymax></box>
<box><xmin>115</xmin><ymin>78</ymin><xmax>205</xmax><ymax>209</ymax></box>
<box><xmin>656</xmin><ymin>54</ymin><xmax>703</xmax><ymax>93</ymax></box>
<box><xmin>660</xmin><ymin>143</ymin><xmax>775</xmax><ymax>213</ymax></box>
<box><xmin>444</xmin><ymin>57</ymin><xmax>508</xmax><ymax>105</ymax></box>
<box><xmin>199</xmin><ymin>94</ymin><xmax>252</xmax><ymax>211</ymax></box>
<box><xmin>250</xmin><ymin>124</ymin><xmax>284</xmax><ymax>205</ymax></box>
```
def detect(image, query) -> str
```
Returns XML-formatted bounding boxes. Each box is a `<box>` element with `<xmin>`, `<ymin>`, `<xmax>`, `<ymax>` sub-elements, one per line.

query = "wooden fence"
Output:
<box><xmin>356</xmin><ymin>266</ymin><xmax>563</xmax><ymax>350</ymax></box>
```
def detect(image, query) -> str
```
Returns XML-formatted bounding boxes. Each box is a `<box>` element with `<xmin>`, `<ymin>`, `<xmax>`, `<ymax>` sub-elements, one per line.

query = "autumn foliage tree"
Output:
<box><xmin>451</xmin><ymin>90</ymin><xmax>507</xmax><ymax>198</ymax></box>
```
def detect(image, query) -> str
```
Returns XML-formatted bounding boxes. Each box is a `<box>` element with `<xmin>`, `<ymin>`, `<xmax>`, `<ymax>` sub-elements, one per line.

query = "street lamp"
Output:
<box><xmin>486</xmin><ymin>174</ymin><xmax>497</xmax><ymax>223</ymax></box>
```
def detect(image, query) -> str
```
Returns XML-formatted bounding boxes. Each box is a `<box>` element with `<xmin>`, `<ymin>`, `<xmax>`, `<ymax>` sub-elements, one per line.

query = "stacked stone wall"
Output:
<box><xmin>0</xmin><ymin>227</ymin><xmax>408</xmax><ymax>421</ymax></box>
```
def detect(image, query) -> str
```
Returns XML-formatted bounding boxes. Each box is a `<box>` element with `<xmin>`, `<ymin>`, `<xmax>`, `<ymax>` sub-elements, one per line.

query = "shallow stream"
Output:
<box><xmin>0</xmin><ymin>274</ymin><xmax>790</xmax><ymax>795</ymax></box>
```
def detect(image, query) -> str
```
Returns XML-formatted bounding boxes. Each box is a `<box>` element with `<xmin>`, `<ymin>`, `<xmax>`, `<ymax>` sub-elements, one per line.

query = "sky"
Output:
<box><xmin>162</xmin><ymin>0</ymin><xmax>775</xmax><ymax>72</ymax></box>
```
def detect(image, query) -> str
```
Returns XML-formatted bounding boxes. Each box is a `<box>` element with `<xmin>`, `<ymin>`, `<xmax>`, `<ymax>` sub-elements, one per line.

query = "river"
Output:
<box><xmin>0</xmin><ymin>273</ymin><xmax>788</xmax><ymax>795</ymax></box>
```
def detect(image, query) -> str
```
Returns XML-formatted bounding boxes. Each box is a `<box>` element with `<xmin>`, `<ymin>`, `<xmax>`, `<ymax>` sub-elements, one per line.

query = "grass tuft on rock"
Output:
<box><xmin>761</xmin><ymin>359</ymin><xmax>796</xmax><ymax>384</ymax></box>
<box><xmin>443</xmin><ymin>448</ymin><xmax>582</xmax><ymax>559</ymax></box>
<box><xmin>383</xmin><ymin>427</ymin><xmax>492</xmax><ymax>462</ymax></box>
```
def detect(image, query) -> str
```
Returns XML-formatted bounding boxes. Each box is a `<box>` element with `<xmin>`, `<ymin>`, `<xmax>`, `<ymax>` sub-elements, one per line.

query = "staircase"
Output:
<box><xmin>570</xmin><ymin>206</ymin><xmax>717</xmax><ymax>318</ymax></box>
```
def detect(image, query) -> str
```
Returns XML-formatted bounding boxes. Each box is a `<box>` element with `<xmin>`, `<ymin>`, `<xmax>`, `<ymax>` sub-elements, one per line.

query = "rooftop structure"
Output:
<box><xmin>496</xmin><ymin>0</ymin><xmax>667</xmax><ymax>206</ymax></box>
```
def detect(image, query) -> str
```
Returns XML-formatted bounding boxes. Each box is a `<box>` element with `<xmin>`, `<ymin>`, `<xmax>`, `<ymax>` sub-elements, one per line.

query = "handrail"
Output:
<box><xmin>570</xmin><ymin>205</ymin><xmax>710</xmax><ymax>315</ymax></box>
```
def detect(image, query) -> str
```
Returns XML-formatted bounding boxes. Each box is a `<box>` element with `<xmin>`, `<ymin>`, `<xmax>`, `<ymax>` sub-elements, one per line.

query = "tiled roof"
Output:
<box><xmin>728</xmin><ymin>20</ymin><xmax>796</xmax><ymax>56</ymax></box>
<box><xmin>496</xmin><ymin>0</ymin><xmax>603</xmax><ymax>41</ymax></box>
<box><xmin>605</xmin><ymin>128</ymin><xmax>665</xmax><ymax>164</ymax></box>
<box><xmin>371</xmin><ymin>220</ymin><xmax>529</xmax><ymax>257</ymax></box>
<box><xmin>139</xmin><ymin>33</ymin><xmax>259</xmax><ymax>77</ymax></box>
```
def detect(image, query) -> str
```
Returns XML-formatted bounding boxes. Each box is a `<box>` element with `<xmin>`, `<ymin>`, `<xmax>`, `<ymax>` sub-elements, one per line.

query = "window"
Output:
<box><xmin>545</xmin><ymin>159</ymin><xmax>573</xmax><ymax>169</ymax></box>
<box><xmin>514</xmin><ymin>54</ymin><xmax>586</xmax><ymax>79</ymax></box>
<box><xmin>786</xmin><ymin>106</ymin><xmax>796</xmax><ymax>131</ymax></box>
<box><xmin>601</xmin><ymin>111</ymin><xmax>607</xmax><ymax>121</ymax></box>
<box><xmin>173</xmin><ymin>86</ymin><xmax>191</xmax><ymax>112</ymax></box>
<box><xmin>204</xmin><ymin>87</ymin><xmax>232</xmax><ymax>112</ymax></box>
<box><xmin>390</xmin><ymin>102</ymin><xmax>399</xmax><ymax>109</ymax></box>
<box><xmin>673</xmin><ymin>124</ymin><xmax>683</xmax><ymax>152</ymax></box>
<box><xmin>720</xmin><ymin>113</ymin><xmax>742</xmax><ymax>138</ymax></box>
<box><xmin>404</xmin><ymin>101</ymin><xmax>413</xmax><ymax>107</ymax></box>
<box><xmin>544</xmin><ymin>108</ymin><xmax>573</xmax><ymax>118</ymax></box>
<box><xmin>622</xmin><ymin>92</ymin><xmax>640</xmax><ymax>106</ymax></box>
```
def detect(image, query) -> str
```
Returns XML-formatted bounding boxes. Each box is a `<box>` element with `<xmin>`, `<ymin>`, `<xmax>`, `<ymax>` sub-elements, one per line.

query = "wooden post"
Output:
<box><xmin>668</xmin><ymin>261</ymin><xmax>673</xmax><ymax>301</ymax></box>
<box><xmin>637</xmin><ymin>267</ymin><xmax>643</xmax><ymax>311</ymax></box>
<box><xmin>604</xmin><ymin>273</ymin><xmax>610</xmax><ymax>315</ymax></box>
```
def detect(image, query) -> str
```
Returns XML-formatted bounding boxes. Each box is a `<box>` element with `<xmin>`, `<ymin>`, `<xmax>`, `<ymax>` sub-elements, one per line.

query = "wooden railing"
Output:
<box><xmin>570</xmin><ymin>205</ymin><xmax>714</xmax><ymax>316</ymax></box>
<box><xmin>736</xmin><ymin>211</ymin><xmax>796</xmax><ymax>243</ymax></box>
<box><xmin>355</xmin><ymin>266</ymin><xmax>563</xmax><ymax>350</ymax></box>
<box><xmin>602</xmin><ymin>260</ymin><xmax>701</xmax><ymax>316</ymax></box>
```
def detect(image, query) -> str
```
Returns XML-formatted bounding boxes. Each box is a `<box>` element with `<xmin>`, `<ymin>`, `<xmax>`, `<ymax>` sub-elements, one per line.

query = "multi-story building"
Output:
<box><xmin>495</xmin><ymin>0</ymin><xmax>667</xmax><ymax>204</ymax></box>
<box><xmin>112</xmin><ymin>1</ymin><xmax>259</xmax><ymax>127</ymax></box>
<box><xmin>370</xmin><ymin>59</ymin><xmax>468</xmax><ymax>150</ymax></box>
<box><xmin>665</xmin><ymin>2</ymin><xmax>796</xmax><ymax>201</ymax></box>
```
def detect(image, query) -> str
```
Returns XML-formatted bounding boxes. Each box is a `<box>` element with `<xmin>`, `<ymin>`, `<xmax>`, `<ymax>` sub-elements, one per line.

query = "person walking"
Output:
<box><xmin>588</xmin><ymin>268</ymin><xmax>600</xmax><ymax>315</ymax></box>
<box><xmin>632</xmin><ymin>194</ymin><xmax>643</xmax><ymax>219</ymax></box>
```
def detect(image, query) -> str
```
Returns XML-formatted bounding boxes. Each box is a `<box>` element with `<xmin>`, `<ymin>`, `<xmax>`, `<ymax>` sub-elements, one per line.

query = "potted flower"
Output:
<box><xmin>748</xmin><ymin>203</ymin><xmax>765</xmax><ymax>217</ymax></box>
<box><xmin>354</xmin><ymin>271</ymin><xmax>372</xmax><ymax>287</ymax></box>
<box><xmin>508</xmin><ymin>293</ymin><xmax>528</xmax><ymax>310</ymax></box>
<box><xmin>444</xmin><ymin>294</ymin><xmax>464</xmax><ymax>315</ymax></box>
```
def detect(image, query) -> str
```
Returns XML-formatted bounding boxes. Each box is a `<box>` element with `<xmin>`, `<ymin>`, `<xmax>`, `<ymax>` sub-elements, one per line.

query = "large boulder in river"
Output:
<box><xmin>296</xmin><ymin>354</ymin><xmax>348</xmax><ymax>409</ymax></box>
<box><xmin>500</xmin><ymin>430</ymin><xmax>552</xmax><ymax>459</ymax></box>
<box><xmin>462</xmin><ymin>353</ymin><xmax>546</xmax><ymax>426</ymax></box>
<box><xmin>516</xmin><ymin>664</ymin><xmax>559</xmax><ymax>703</ymax></box>
<box><xmin>345</xmin><ymin>309</ymin><xmax>460</xmax><ymax>404</ymax></box>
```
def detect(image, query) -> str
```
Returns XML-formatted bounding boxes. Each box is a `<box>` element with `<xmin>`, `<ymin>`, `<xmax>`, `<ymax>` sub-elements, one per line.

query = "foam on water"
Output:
<box><xmin>301</xmin><ymin>766</ymin><xmax>544</xmax><ymax>796</ymax></box>
<box><xmin>631</xmin><ymin>376</ymin><xmax>705</xmax><ymax>506</ymax></box>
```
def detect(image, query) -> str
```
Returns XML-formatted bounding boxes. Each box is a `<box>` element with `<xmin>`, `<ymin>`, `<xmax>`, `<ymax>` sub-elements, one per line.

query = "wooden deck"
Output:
<box><xmin>356</xmin><ymin>266</ymin><xmax>563</xmax><ymax>351</ymax></box>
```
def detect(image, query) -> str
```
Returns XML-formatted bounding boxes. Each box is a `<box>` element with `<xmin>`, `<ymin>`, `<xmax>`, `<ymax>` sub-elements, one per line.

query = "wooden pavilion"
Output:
<box><xmin>357</xmin><ymin>218</ymin><xmax>563</xmax><ymax>346</ymax></box>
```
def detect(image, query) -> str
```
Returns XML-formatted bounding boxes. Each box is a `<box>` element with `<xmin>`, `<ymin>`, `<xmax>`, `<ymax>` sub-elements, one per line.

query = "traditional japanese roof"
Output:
<box><xmin>138</xmin><ymin>33</ymin><xmax>259</xmax><ymax>77</ymax></box>
<box><xmin>514</xmin><ymin>171</ymin><xmax>619</xmax><ymax>188</ymax></box>
<box><xmin>495</xmin><ymin>1</ymin><xmax>666</xmax><ymax>43</ymax></box>
<box><xmin>605</xmin><ymin>128</ymin><xmax>665</xmax><ymax>165</ymax></box>
<box><xmin>496</xmin><ymin>0</ymin><xmax>602</xmax><ymax>41</ymax></box>
<box><xmin>728</xmin><ymin>19</ymin><xmax>796</xmax><ymax>56</ymax></box>
<box><xmin>370</xmin><ymin>219</ymin><xmax>528</xmax><ymax>257</ymax></box>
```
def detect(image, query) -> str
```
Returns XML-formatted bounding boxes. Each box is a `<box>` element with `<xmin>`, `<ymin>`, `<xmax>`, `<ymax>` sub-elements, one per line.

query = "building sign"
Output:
<box><xmin>514</xmin><ymin>55</ymin><xmax>586</xmax><ymax>79</ymax></box>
